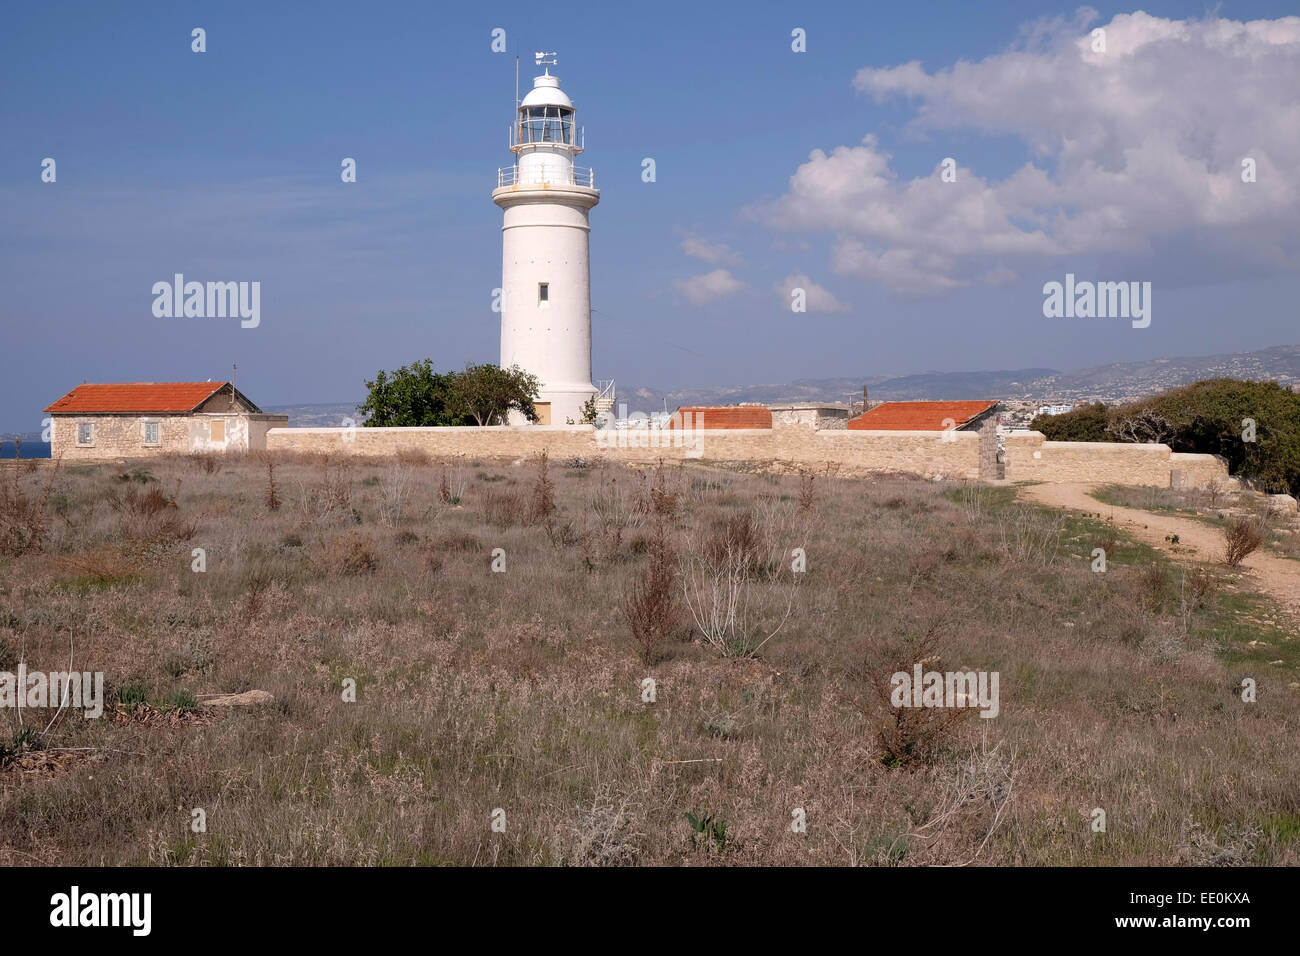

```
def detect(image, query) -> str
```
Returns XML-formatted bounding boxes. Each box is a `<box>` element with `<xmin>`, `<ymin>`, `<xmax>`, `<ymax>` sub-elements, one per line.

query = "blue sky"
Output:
<box><xmin>2</xmin><ymin>1</ymin><xmax>1298</xmax><ymax>430</ymax></box>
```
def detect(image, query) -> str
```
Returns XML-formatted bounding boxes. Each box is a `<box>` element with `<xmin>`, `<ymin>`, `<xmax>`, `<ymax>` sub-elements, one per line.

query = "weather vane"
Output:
<box><xmin>535</xmin><ymin>51</ymin><xmax>557</xmax><ymax>67</ymax></box>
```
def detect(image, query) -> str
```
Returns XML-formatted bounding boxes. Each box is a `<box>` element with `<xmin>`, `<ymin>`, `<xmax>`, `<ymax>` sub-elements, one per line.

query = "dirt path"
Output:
<box><xmin>1021</xmin><ymin>482</ymin><xmax>1300</xmax><ymax>616</ymax></box>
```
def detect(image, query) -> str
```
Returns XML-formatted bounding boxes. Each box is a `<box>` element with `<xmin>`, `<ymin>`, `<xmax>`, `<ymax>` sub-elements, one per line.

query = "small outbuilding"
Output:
<box><xmin>666</xmin><ymin>405</ymin><xmax>773</xmax><ymax>429</ymax></box>
<box><xmin>44</xmin><ymin>382</ymin><xmax>287</xmax><ymax>459</ymax></box>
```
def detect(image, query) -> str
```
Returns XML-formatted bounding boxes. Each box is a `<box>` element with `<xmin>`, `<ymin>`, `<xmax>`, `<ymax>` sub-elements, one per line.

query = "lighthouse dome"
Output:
<box><xmin>520</xmin><ymin>73</ymin><xmax>573</xmax><ymax>110</ymax></box>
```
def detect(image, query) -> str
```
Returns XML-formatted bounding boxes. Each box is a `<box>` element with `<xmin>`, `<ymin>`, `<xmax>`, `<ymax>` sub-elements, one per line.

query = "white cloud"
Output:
<box><xmin>673</xmin><ymin>269</ymin><xmax>747</xmax><ymax>305</ymax></box>
<box><xmin>681</xmin><ymin>236</ymin><xmax>744</xmax><ymax>267</ymax></box>
<box><xmin>774</xmin><ymin>274</ymin><xmax>851</xmax><ymax>313</ymax></box>
<box><xmin>748</xmin><ymin>12</ymin><xmax>1300</xmax><ymax>294</ymax></box>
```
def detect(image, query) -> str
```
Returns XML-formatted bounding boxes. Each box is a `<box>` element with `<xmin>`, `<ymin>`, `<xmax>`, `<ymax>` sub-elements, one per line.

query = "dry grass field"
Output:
<box><xmin>1</xmin><ymin>452</ymin><xmax>1298</xmax><ymax>866</ymax></box>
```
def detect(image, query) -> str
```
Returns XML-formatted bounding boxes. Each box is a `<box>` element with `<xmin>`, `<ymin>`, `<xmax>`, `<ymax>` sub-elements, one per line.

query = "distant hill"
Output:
<box><xmin>617</xmin><ymin>369</ymin><xmax>1059</xmax><ymax>411</ymax></box>
<box><xmin>1030</xmin><ymin>344</ymin><xmax>1300</xmax><ymax>399</ymax></box>
<box><xmin>262</xmin><ymin>402</ymin><xmax>361</xmax><ymax>427</ymax></box>
<box><xmin>615</xmin><ymin>345</ymin><xmax>1300</xmax><ymax>409</ymax></box>
<box><xmin>264</xmin><ymin>344</ymin><xmax>1300</xmax><ymax>425</ymax></box>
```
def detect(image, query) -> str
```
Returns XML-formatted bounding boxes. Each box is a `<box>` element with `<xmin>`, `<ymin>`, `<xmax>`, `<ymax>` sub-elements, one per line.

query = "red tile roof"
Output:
<box><xmin>45</xmin><ymin>382</ymin><xmax>229</xmax><ymax>414</ymax></box>
<box><xmin>847</xmin><ymin>401</ymin><xmax>998</xmax><ymax>431</ymax></box>
<box><xmin>667</xmin><ymin>406</ymin><xmax>773</xmax><ymax>429</ymax></box>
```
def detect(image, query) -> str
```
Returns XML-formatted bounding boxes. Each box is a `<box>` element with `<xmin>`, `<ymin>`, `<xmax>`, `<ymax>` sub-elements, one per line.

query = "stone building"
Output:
<box><xmin>769</xmin><ymin>403</ymin><xmax>851</xmax><ymax>429</ymax></box>
<box><xmin>44</xmin><ymin>382</ymin><xmax>287</xmax><ymax>459</ymax></box>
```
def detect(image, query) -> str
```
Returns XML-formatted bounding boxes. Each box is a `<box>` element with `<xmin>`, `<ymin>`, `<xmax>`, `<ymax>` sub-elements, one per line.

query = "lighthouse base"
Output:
<box><xmin>510</xmin><ymin>385</ymin><xmax>597</xmax><ymax>426</ymax></box>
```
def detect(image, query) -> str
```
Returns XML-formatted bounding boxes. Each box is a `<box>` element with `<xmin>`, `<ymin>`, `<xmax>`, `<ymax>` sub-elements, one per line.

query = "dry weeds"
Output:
<box><xmin>0</xmin><ymin>452</ymin><xmax>1295</xmax><ymax>866</ymax></box>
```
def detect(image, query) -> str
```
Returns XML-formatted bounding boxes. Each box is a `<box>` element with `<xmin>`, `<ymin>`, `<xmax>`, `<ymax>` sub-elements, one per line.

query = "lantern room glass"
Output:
<box><xmin>518</xmin><ymin>106</ymin><xmax>575</xmax><ymax>146</ymax></box>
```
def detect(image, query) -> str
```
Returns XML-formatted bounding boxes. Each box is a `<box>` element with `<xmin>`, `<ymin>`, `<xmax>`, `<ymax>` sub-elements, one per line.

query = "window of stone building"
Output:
<box><xmin>143</xmin><ymin>422</ymin><xmax>160</xmax><ymax>445</ymax></box>
<box><xmin>210</xmin><ymin>420</ymin><xmax>225</xmax><ymax>442</ymax></box>
<box><xmin>76</xmin><ymin>422</ymin><xmax>93</xmax><ymax>445</ymax></box>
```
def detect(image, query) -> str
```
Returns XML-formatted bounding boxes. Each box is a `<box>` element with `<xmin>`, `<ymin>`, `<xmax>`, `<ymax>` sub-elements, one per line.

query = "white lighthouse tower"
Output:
<box><xmin>493</xmin><ymin>53</ymin><xmax>599</xmax><ymax>425</ymax></box>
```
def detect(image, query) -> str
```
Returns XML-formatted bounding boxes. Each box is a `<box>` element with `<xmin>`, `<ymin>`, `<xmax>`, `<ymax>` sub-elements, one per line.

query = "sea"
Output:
<box><xmin>0</xmin><ymin>440</ymin><xmax>52</xmax><ymax>459</ymax></box>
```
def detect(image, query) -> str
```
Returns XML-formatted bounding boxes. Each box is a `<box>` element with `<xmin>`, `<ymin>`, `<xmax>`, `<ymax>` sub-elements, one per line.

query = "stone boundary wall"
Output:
<box><xmin>1003</xmin><ymin>432</ymin><xmax>1228</xmax><ymax>487</ymax></box>
<box><xmin>264</xmin><ymin>425</ymin><xmax>1231</xmax><ymax>487</ymax></box>
<box><xmin>266</xmin><ymin>425</ymin><xmax>984</xmax><ymax>479</ymax></box>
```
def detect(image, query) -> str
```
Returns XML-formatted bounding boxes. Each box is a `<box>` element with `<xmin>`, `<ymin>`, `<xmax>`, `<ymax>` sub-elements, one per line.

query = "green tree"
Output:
<box><xmin>578</xmin><ymin>394</ymin><xmax>599</xmax><ymax>425</ymax></box>
<box><xmin>1141</xmin><ymin>378</ymin><xmax>1300</xmax><ymax>494</ymax></box>
<box><xmin>1030</xmin><ymin>403</ymin><xmax>1110</xmax><ymax>441</ymax></box>
<box><xmin>358</xmin><ymin>359</ymin><xmax>471</xmax><ymax>427</ymax></box>
<box><xmin>1030</xmin><ymin>380</ymin><xmax>1300</xmax><ymax>494</ymax></box>
<box><xmin>448</xmin><ymin>363</ymin><xmax>541</xmax><ymax>426</ymax></box>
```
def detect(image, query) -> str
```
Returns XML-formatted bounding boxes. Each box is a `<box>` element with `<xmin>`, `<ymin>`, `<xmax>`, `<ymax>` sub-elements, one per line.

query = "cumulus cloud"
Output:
<box><xmin>774</xmin><ymin>274</ymin><xmax>851</xmax><ymax>313</ymax></box>
<box><xmin>673</xmin><ymin>269</ymin><xmax>747</xmax><ymax>305</ymax></box>
<box><xmin>748</xmin><ymin>11</ymin><xmax>1300</xmax><ymax>294</ymax></box>
<box><xmin>681</xmin><ymin>236</ymin><xmax>744</xmax><ymax>267</ymax></box>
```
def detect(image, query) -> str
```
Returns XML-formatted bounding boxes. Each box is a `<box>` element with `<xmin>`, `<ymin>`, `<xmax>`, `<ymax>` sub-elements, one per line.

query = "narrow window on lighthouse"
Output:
<box><xmin>538</xmin><ymin>282</ymin><xmax>549</xmax><ymax>307</ymax></box>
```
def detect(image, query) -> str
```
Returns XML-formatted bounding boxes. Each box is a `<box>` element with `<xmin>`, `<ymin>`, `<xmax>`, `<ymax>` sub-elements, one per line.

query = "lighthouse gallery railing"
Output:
<box><xmin>497</xmin><ymin>165</ymin><xmax>596</xmax><ymax>189</ymax></box>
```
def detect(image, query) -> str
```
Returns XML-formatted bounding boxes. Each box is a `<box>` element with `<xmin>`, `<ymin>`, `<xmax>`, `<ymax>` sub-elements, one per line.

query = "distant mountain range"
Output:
<box><xmin>611</xmin><ymin>344</ymin><xmax>1300</xmax><ymax>410</ymax></box>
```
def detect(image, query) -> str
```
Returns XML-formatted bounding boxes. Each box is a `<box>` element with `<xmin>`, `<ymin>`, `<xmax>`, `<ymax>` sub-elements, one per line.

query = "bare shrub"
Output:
<box><xmin>1092</xmin><ymin>531</ymin><xmax>1120</xmax><ymax>557</ymax></box>
<box><xmin>294</xmin><ymin>461</ymin><xmax>355</xmax><ymax>526</ymax></box>
<box><xmin>265</xmin><ymin>459</ymin><xmax>281</xmax><ymax>512</ymax></box>
<box><xmin>482</xmin><ymin>487</ymin><xmax>524</xmax><ymax>530</ymax></box>
<box><xmin>1223</xmin><ymin>517</ymin><xmax>1264</xmax><ymax>567</ymax></box>
<box><xmin>997</xmin><ymin>508</ymin><xmax>1065</xmax><ymax>565</ymax></box>
<box><xmin>112</xmin><ymin>484</ymin><xmax>173</xmax><ymax>518</ymax></box>
<box><xmin>590</xmin><ymin>474</ymin><xmax>644</xmax><ymax>558</ymax></box>
<box><xmin>622</xmin><ymin>518</ymin><xmax>681</xmax><ymax>663</ymax></box>
<box><xmin>545</xmin><ymin>519</ymin><xmax>584</xmax><ymax>550</ymax></box>
<box><xmin>107</xmin><ymin>479</ymin><xmax>195</xmax><ymax>543</ymax></box>
<box><xmin>323</xmin><ymin>461</ymin><xmax>354</xmax><ymax>514</ymax></box>
<box><xmin>959</xmin><ymin>482</ymin><xmax>989</xmax><ymax>522</ymax></box>
<box><xmin>377</xmin><ymin>464</ymin><xmax>412</xmax><ymax>526</ymax></box>
<box><xmin>190</xmin><ymin>453</ymin><xmax>218</xmax><ymax>475</ymax></box>
<box><xmin>798</xmin><ymin>471</ymin><xmax>816</xmax><ymax>513</ymax></box>
<box><xmin>319</xmin><ymin>531</ymin><xmax>377</xmax><ymax>575</ymax></box>
<box><xmin>434</xmin><ymin>530</ymin><xmax>479</xmax><ymax>552</ymax></box>
<box><xmin>0</xmin><ymin>459</ymin><xmax>60</xmax><ymax>556</ymax></box>
<box><xmin>527</xmin><ymin>452</ymin><xmax>556</xmax><ymax>525</ymax></box>
<box><xmin>902</xmin><ymin>740</ymin><xmax>1017</xmax><ymax>864</ymax></box>
<box><xmin>565</xmin><ymin>785</ymin><xmax>644</xmax><ymax>866</ymax></box>
<box><xmin>438</xmin><ymin>459</ymin><xmax>466</xmax><ymax>505</ymax></box>
<box><xmin>1135</xmin><ymin>564</ymin><xmax>1170</xmax><ymax>614</ymax></box>
<box><xmin>1177</xmin><ymin>819</ymin><xmax>1261</xmax><ymax>866</ymax></box>
<box><xmin>872</xmin><ymin>622</ymin><xmax>973</xmax><ymax>768</ymax></box>
<box><xmin>704</xmin><ymin>511</ymin><xmax>761</xmax><ymax>570</ymax></box>
<box><xmin>1204</xmin><ymin>477</ymin><xmax>1226</xmax><ymax>509</ymax></box>
<box><xmin>681</xmin><ymin>533</ymin><xmax>798</xmax><ymax>658</ymax></box>
<box><xmin>649</xmin><ymin>461</ymin><xmax>679</xmax><ymax>517</ymax></box>
<box><xmin>1185</xmin><ymin>567</ymin><xmax>1216</xmax><ymax>608</ymax></box>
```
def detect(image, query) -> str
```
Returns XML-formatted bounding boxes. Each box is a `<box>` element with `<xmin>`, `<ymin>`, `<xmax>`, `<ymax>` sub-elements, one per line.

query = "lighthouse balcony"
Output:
<box><xmin>497</xmin><ymin>164</ymin><xmax>595</xmax><ymax>189</ymax></box>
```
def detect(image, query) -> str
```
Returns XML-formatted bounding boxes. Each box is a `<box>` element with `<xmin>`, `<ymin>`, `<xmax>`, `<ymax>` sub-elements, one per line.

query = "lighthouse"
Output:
<box><xmin>493</xmin><ymin>53</ymin><xmax>599</xmax><ymax>426</ymax></box>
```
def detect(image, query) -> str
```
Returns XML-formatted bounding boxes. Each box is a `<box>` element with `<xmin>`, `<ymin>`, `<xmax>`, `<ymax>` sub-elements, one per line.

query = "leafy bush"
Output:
<box><xmin>115</xmin><ymin>679</ymin><xmax>150</xmax><ymax>713</ymax></box>
<box><xmin>685</xmin><ymin>811</ymin><xmax>728</xmax><ymax>853</ymax></box>
<box><xmin>160</xmin><ymin>689</ymin><xmax>198</xmax><ymax>714</ymax></box>
<box><xmin>1030</xmin><ymin>402</ymin><xmax>1110</xmax><ymax>441</ymax></box>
